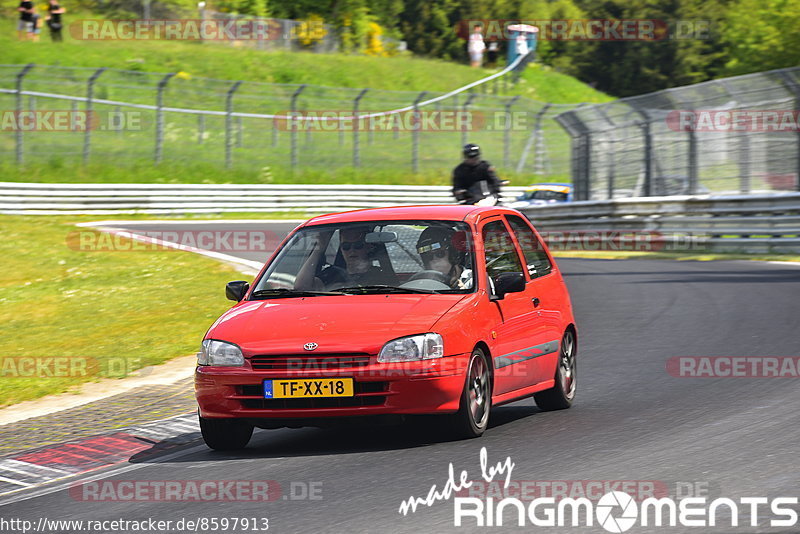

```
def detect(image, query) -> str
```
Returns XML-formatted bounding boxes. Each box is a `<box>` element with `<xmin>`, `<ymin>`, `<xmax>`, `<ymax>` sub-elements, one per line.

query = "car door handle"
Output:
<box><xmin>532</xmin><ymin>297</ymin><xmax>540</xmax><ymax>307</ymax></box>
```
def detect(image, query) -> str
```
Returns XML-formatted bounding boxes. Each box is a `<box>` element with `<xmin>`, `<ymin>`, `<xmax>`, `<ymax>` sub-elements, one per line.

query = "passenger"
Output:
<box><xmin>416</xmin><ymin>227</ymin><xmax>472</xmax><ymax>289</ymax></box>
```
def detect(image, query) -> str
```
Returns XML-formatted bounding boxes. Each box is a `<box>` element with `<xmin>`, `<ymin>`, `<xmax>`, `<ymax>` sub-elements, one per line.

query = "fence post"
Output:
<box><xmin>412</xmin><ymin>91</ymin><xmax>427</xmax><ymax>173</ymax></box>
<box><xmin>290</xmin><ymin>84</ymin><xmax>306</xmax><ymax>171</ymax></box>
<box><xmin>516</xmin><ymin>101</ymin><xmax>549</xmax><ymax>173</ymax></box>
<box><xmin>154</xmin><ymin>72</ymin><xmax>175</xmax><ymax>164</ymax></box>
<box><xmin>580</xmin><ymin>132</ymin><xmax>592</xmax><ymax>200</ymax></box>
<box><xmin>224</xmin><ymin>81</ymin><xmax>243</xmax><ymax>169</ymax></box>
<box><xmin>777</xmin><ymin>71</ymin><xmax>800</xmax><ymax>192</ymax></box>
<box><xmin>634</xmin><ymin>109</ymin><xmax>653</xmax><ymax>197</ymax></box>
<box><xmin>687</xmin><ymin>127</ymin><xmax>698</xmax><ymax>195</ymax></box>
<box><xmin>738</xmin><ymin>132</ymin><xmax>751</xmax><ymax>194</ymax></box>
<box><xmin>461</xmin><ymin>93</ymin><xmax>477</xmax><ymax>148</ymax></box>
<box><xmin>15</xmin><ymin>63</ymin><xmax>34</xmax><ymax>165</ymax></box>
<box><xmin>198</xmin><ymin>115</ymin><xmax>205</xmax><ymax>144</ymax></box>
<box><xmin>272</xmin><ymin>117</ymin><xmax>279</xmax><ymax>147</ymax></box>
<box><xmin>352</xmin><ymin>88</ymin><xmax>368</xmax><ymax>168</ymax></box>
<box><xmin>83</xmin><ymin>67</ymin><xmax>106</xmax><ymax>165</ymax></box>
<box><xmin>503</xmin><ymin>95</ymin><xmax>520</xmax><ymax>168</ymax></box>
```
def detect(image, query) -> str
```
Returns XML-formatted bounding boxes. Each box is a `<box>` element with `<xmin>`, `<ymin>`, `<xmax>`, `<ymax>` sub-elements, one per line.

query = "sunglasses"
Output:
<box><xmin>421</xmin><ymin>248</ymin><xmax>448</xmax><ymax>260</ymax></box>
<box><xmin>341</xmin><ymin>240</ymin><xmax>366</xmax><ymax>251</ymax></box>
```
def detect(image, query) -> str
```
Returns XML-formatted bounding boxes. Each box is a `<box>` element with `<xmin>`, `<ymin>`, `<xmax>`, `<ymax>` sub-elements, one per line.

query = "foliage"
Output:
<box><xmin>294</xmin><ymin>14</ymin><xmax>328</xmax><ymax>48</ymax></box>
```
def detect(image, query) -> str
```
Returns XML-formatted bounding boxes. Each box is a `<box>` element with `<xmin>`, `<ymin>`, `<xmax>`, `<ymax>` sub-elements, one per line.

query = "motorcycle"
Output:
<box><xmin>453</xmin><ymin>180</ymin><xmax>507</xmax><ymax>206</ymax></box>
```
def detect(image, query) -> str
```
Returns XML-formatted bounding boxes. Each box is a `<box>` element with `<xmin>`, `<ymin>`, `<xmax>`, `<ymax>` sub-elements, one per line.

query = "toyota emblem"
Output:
<box><xmin>304</xmin><ymin>342</ymin><xmax>318</xmax><ymax>351</ymax></box>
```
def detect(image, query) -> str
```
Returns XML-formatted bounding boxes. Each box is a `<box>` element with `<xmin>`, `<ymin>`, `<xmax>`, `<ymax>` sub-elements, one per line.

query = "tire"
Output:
<box><xmin>199</xmin><ymin>415</ymin><xmax>254</xmax><ymax>451</ymax></box>
<box><xmin>534</xmin><ymin>329</ymin><xmax>577</xmax><ymax>411</ymax></box>
<box><xmin>449</xmin><ymin>347</ymin><xmax>492</xmax><ymax>439</ymax></box>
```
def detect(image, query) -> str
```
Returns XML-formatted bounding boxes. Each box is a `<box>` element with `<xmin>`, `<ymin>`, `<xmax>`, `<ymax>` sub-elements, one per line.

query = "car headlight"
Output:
<box><xmin>199</xmin><ymin>339</ymin><xmax>245</xmax><ymax>366</ymax></box>
<box><xmin>378</xmin><ymin>333</ymin><xmax>444</xmax><ymax>363</ymax></box>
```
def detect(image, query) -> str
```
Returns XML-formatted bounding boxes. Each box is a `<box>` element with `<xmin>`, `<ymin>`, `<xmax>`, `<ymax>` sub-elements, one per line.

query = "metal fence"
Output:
<box><xmin>555</xmin><ymin>66</ymin><xmax>800</xmax><ymax>200</ymax></box>
<box><xmin>0</xmin><ymin>63</ymin><xmax>578</xmax><ymax>180</ymax></box>
<box><xmin>0</xmin><ymin>182</ymin><xmax>528</xmax><ymax>214</ymax></box>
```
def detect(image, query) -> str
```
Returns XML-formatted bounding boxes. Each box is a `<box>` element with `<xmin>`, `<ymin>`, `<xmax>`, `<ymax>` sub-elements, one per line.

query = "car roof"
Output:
<box><xmin>302</xmin><ymin>205</ymin><xmax>519</xmax><ymax>226</ymax></box>
<box><xmin>525</xmin><ymin>182</ymin><xmax>571</xmax><ymax>191</ymax></box>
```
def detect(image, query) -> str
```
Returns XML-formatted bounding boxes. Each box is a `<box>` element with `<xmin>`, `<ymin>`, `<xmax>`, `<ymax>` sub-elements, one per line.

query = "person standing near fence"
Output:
<box><xmin>486</xmin><ymin>39</ymin><xmax>499</xmax><ymax>67</ymax></box>
<box><xmin>17</xmin><ymin>0</ymin><xmax>35</xmax><ymax>40</ymax></box>
<box><xmin>46</xmin><ymin>0</ymin><xmax>66</xmax><ymax>42</ymax></box>
<box><xmin>468</xmin><ymin>24</ymin><xmax>485</xmax><ymax>68</ymax></box>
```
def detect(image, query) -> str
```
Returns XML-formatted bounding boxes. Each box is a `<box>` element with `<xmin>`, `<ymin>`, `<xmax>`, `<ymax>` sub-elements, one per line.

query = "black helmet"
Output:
<box><xmin>463</xmin><ymin>143</ymin><xmax>480</xmax><ymax>158</ymax></box>
<box><xmin>416</xmin><ymin>226</ymin><xmax>463</xmax><ymax>266</ymax></box>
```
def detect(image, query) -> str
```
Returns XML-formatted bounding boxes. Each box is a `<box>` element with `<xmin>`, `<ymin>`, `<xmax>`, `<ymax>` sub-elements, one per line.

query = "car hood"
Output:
<box><xmin>206</xmin><ymin>294</ymin><xmax>467</xmax><ymax>356</ymax></box>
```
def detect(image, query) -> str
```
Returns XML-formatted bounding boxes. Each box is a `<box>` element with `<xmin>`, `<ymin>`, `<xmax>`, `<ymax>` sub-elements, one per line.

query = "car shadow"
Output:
<box><xmin>128</xmin><ymin>404</ymin><xmax>543</xmax><ymax>463</ymax></box>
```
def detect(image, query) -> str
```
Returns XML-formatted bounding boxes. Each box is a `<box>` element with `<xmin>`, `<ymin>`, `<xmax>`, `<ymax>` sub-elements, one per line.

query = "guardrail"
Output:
<box><xmin>519</xmin><ymin>193</ymin><xmax>800</xmax><ymax>253</ymax></box>
<box><xmin>0</xmin><ymin>182</ymin><xmax>528</xmax><ymax>215</ymax></box>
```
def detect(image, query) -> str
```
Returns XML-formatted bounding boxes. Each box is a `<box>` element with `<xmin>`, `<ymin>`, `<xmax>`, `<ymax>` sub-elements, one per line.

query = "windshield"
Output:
<box><xmin>252</xmin><ymin>221</ymin><xmax>475</xmax><ymax>297</ymax></box>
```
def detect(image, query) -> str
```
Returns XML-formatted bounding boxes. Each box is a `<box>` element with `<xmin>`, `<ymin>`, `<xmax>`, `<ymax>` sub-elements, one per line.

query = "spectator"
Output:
<box><xmin>486</xmin><ymin>39</ymin><xmax>499</xmax><ymax>67</ymax></box>
<box><xmin>46</xmin><ymin>0</ymin><xmax>66</xmax><ymax>42</ymax></box>
<box><xmin>468</xmin><ymin>24</ymin><xmax>485</xmax><ymax>68</ymax></box>
<box><xmin>30</xmin><ymin>8</ymin><xmax>41</xmax><ymax>42</ymax></box>
<box><xmin>17</xmin><ymin>0</ymin><xmax>34</xmax><ymax>41</ymax></box>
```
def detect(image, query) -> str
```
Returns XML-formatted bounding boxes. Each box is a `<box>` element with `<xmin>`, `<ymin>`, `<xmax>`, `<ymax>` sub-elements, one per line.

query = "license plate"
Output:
<box><xmin>263</xmin><ymin>378</ymin><xmax>354</xmax><ymax>398</ymax></box>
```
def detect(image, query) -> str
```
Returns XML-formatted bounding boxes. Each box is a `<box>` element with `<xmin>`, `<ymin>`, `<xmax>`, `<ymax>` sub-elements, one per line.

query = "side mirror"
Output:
<box><xmin>491</xmin><ymin>272</ymin><xmax>525</xmax><ymax>300</ymax></box>
<box><xmin>226</xmin><ymin>281</ymin><xmax>250</xmax><ymax>302</ymax></box>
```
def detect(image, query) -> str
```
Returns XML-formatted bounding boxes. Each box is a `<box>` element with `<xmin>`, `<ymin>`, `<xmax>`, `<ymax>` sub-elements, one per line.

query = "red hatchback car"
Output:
<box><xmin>196</xmin><ymin>205</ymin><xmax>577</xmax><ymax>450</ymax></box>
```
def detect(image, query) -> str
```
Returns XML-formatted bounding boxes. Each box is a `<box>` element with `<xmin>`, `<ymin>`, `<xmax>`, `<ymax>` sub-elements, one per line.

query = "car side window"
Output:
<box><xmin>482</xmin><ymin>220</ymin><xmax>524</xmax><ymax>291</ymax></box>
<box><xmin>506</xmin><ymin>214</ymin><xmax>552</xmax><ymax>278</ymax></box>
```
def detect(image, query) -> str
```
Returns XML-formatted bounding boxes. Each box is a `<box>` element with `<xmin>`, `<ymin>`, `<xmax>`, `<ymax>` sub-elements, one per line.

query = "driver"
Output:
<box><xmin>416</xmin><ymin>226</ymin><xmax>472</xmax><ymax>289</ymax></box>
<box><xmin>294</xmin><ymin>226</ymin><xmax>393</xmax><ymax>290</ymax></box>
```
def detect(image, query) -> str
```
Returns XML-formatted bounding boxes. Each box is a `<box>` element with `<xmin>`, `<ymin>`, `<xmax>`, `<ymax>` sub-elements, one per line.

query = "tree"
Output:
<box><xmin>720</xmin><ymin>0</ymin><xmax>800</xmax><ymax>76</ymax></box>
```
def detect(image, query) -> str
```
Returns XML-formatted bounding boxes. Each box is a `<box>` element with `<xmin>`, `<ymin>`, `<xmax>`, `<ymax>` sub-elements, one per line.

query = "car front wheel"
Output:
<box><xmin>450</xmin><ymin>347</ymin><xmax>492</xmax><ymax>438</ymax></box>
<box><xmin>534</xmin><ymin>330</ymin><xmax>577</xmax><ymax>411</ymax></box>
<box><xmin>199</xmin><ymin>414</ymin><xmax>254</xmax><ymax>451</ymax></box>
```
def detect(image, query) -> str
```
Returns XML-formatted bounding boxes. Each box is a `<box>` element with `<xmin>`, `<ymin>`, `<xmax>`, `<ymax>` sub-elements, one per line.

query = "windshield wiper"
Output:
<box><xmin>334</xmin><ymin>285</ymin><xmax>439</xmax><ymax>294</ymax></box>
<box><xmin>250</xmin><ymin>288</ymin><xmax>343</xmax><ymax>299</ymax></box>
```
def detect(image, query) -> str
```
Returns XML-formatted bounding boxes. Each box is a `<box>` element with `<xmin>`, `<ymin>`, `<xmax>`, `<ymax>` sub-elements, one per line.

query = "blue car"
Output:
<box><xmin>506</xmin><ymin>183</ymin><xmax>572</xmax><ymax>209</ymax></box>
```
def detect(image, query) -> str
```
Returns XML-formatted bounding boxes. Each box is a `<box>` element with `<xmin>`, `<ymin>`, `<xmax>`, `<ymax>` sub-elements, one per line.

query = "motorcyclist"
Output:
<box><xmin>452</xmin><ymin>143</ymin><xmax>503</xmax><ymax>205</ymax></box>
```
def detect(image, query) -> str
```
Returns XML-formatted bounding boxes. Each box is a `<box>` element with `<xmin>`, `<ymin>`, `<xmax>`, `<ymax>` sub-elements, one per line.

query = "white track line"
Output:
<box><xmin>76</xmin><ymin>220</ymin><xmax>305</xmax><ymax>226</ymax></box>
<box><xmin>0</xmin><ymin>443</ymin><xmax>209</xmax><ymax>507</ymax></box>
<box><xmin>78</xmin><ymin>224</ymin><xmax>263</xmax><ymax>275</ymax></box>
<box><xmin>0</xmin><ymin>476</ymin><xmax>33</xmax><ymax>488</ymax></box>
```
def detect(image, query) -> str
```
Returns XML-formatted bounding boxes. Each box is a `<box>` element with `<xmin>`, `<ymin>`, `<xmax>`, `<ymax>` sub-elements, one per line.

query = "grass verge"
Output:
<box><xmin>0</xmin><ymin>215</ymin><xmax>244</xmax><ymax>408</ymax></box>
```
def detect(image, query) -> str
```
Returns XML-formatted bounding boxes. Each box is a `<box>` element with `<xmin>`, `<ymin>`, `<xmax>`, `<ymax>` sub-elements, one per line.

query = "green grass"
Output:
<box><xmin>0</xmin><ymin>215</ymin><xmax>244</xmax><ymax>408</ymax></box>
<box><xmin>0</xmin><ymin>160</ymin><xmax>566</xmax><ymax>186</ymax></box>
<box><xmin>0</xmin><ymin>13</ymin><xmax>610</xmax><ymax>185</ymax></box>
<box><xmin>0</xmin><ymin>15</ymin><xmax>611</xmax><ymax>104</ymax></box>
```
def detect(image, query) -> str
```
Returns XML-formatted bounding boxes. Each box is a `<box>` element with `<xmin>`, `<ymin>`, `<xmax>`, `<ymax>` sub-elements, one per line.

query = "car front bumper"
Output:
<box><xmin>195</xmin><ymin>354</ymin><xmax>469</xmax><ymax>420</ymax></box>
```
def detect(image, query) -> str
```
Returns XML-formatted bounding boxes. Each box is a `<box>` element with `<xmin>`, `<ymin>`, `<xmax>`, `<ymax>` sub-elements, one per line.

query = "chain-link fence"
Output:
<box><xmin>0</xmin><ymin>63</ymin><xmax>578</xmax><ymax>181</ymax></box>
<box><xmin>555</xmin><ymin>66</ymin><xmax>800</xmax><ymax>200</ymax></box>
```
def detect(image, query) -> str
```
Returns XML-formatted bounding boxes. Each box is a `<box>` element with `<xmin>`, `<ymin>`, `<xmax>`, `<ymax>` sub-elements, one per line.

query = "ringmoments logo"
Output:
<box><xmin>397</xmin><ymin>448</ymin><xmax>799</xmax><ymax>531</ymax></box>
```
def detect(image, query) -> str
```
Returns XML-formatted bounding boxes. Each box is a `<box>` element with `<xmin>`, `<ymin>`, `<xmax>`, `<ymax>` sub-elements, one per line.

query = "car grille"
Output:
<box><xmin>250</xmin><ymin>354</ymin><xmax>371</xmax><ymax>371</ymax></box>
<box><xmin>235</xmin><ymin>381</ymin><xmax>389</xmax><ymax>410</ymax></box>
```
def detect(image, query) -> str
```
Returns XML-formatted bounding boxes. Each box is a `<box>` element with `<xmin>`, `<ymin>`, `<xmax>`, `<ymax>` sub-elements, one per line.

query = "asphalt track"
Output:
<box><xmin>2</xmin><ymin>221</ymin><xmax>799</xmax><ymax>533</ymax></box>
